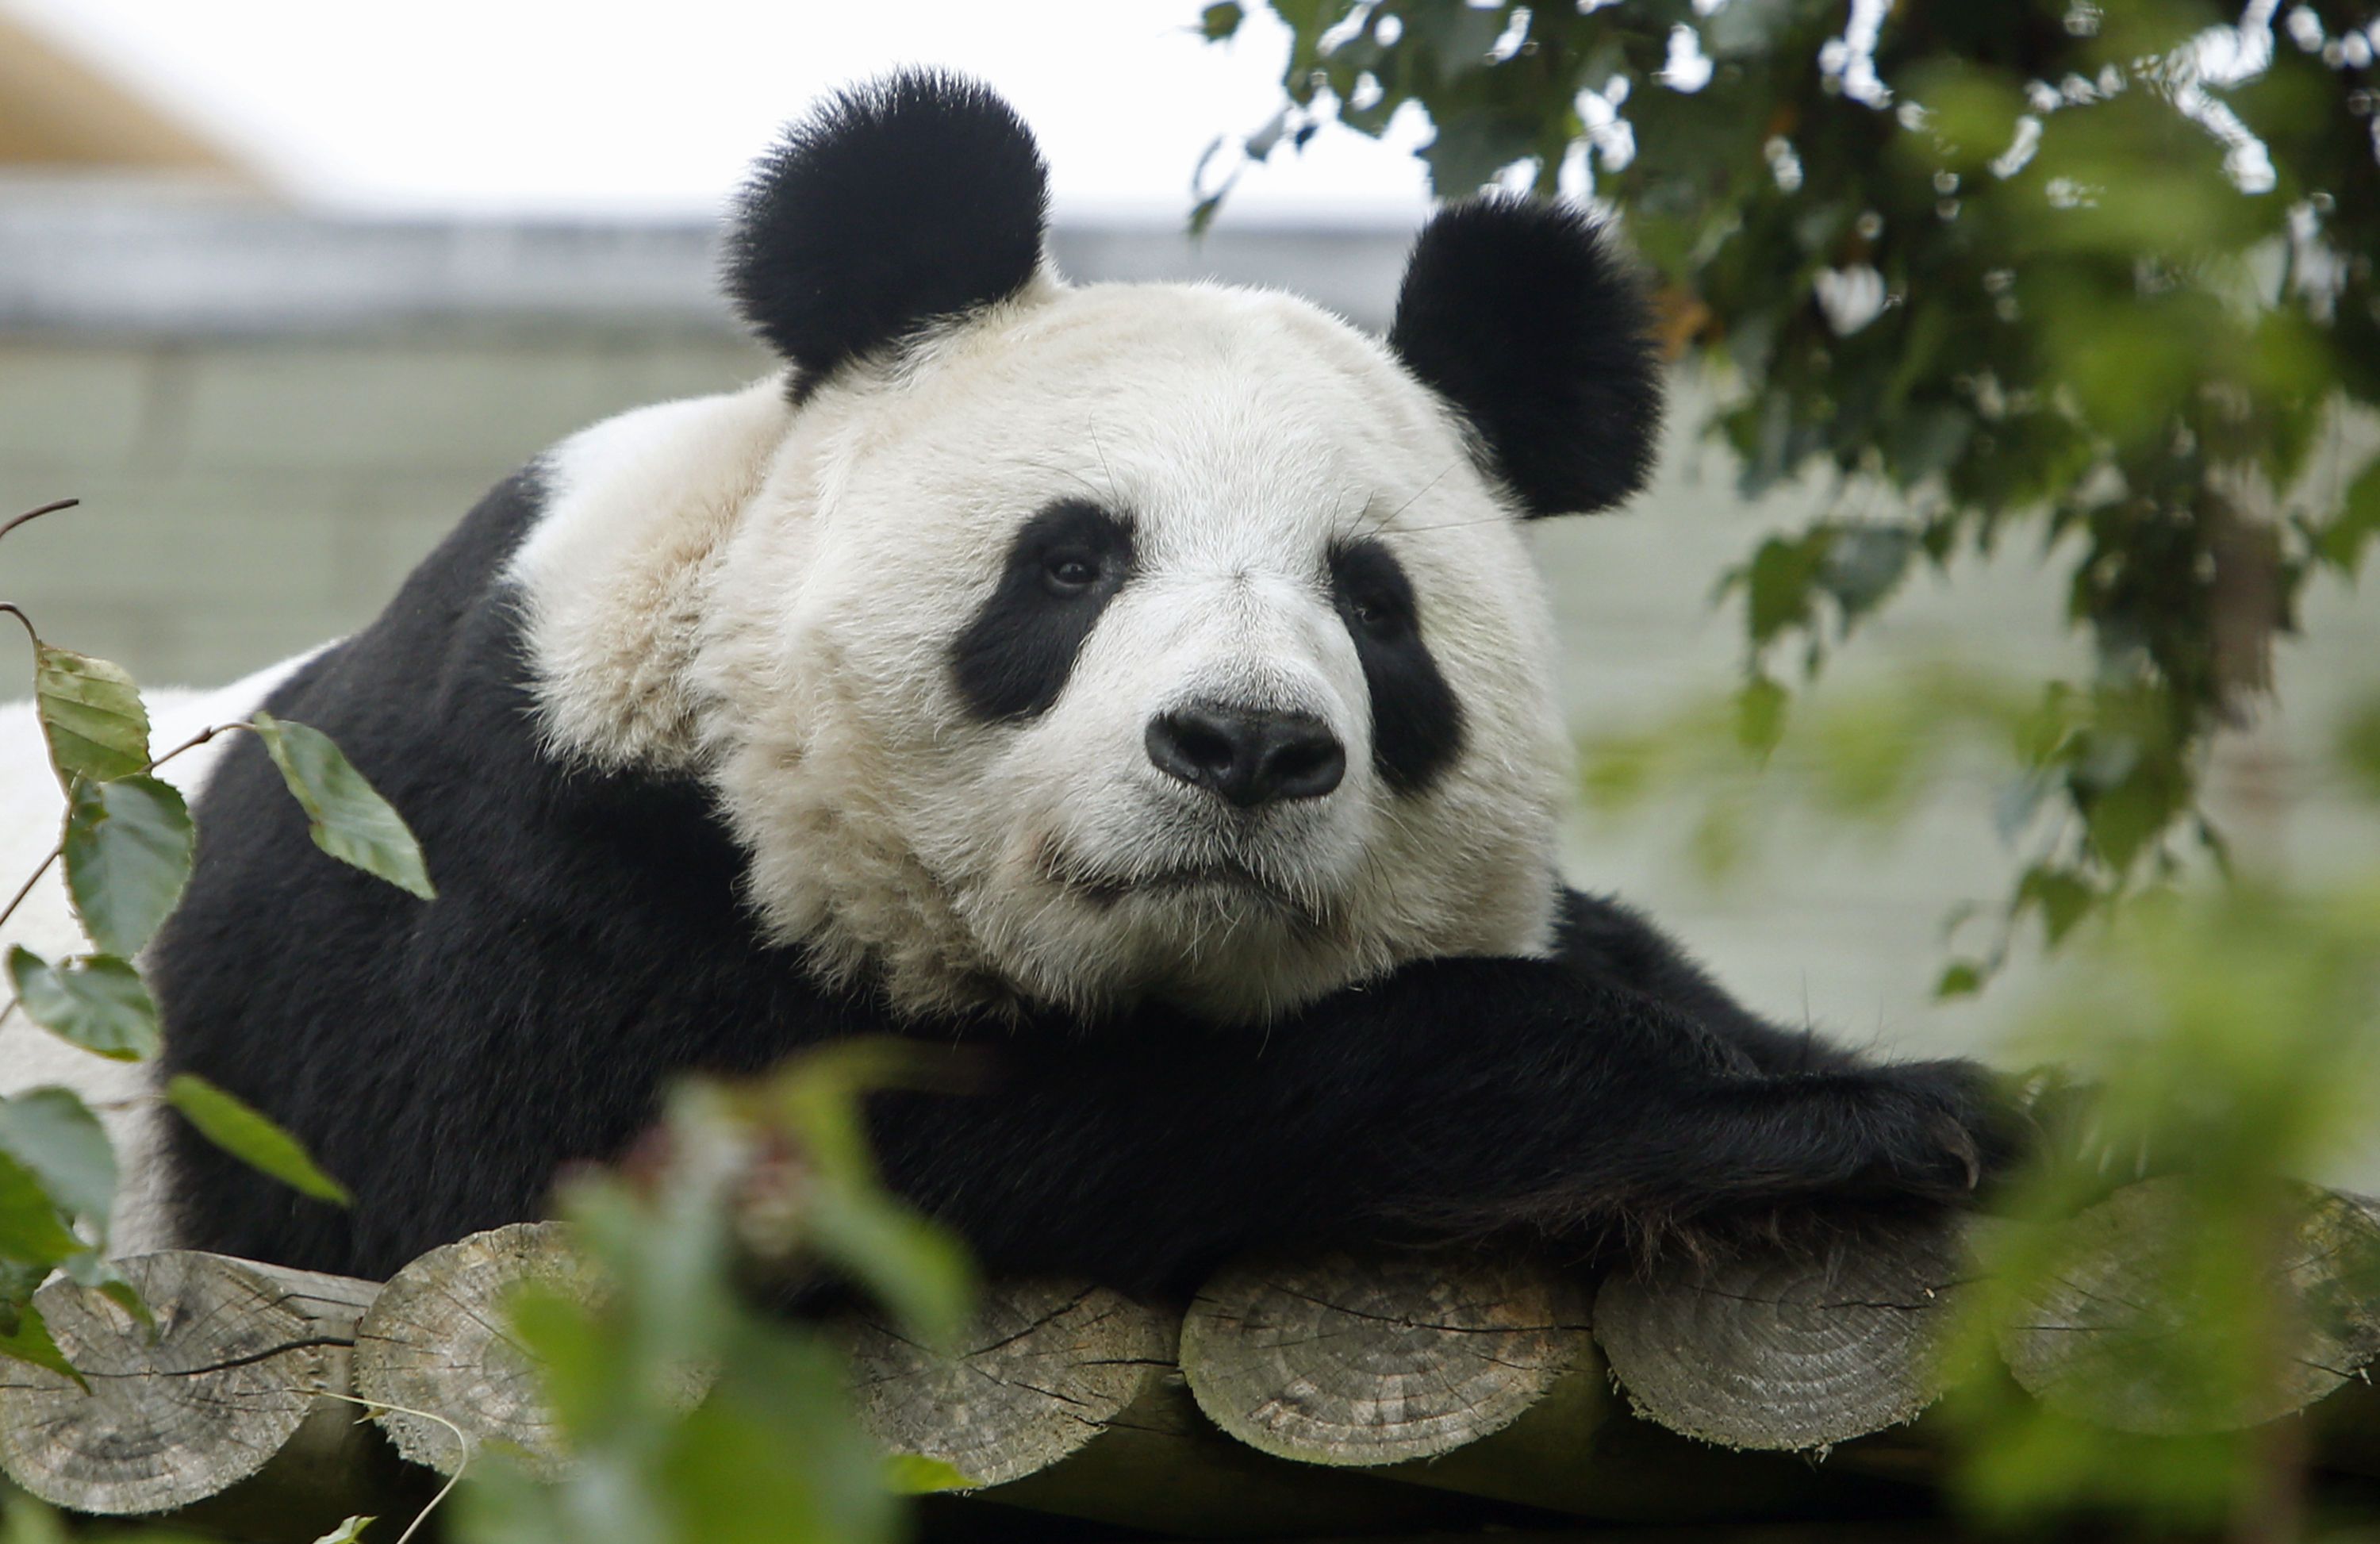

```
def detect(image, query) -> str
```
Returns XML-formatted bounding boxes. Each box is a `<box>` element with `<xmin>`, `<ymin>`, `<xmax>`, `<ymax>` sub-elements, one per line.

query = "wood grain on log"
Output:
<box><xmin>840</xmin><ymin>1277</ymin><xmax>1172</xmax><ymax>1488</ymax></box>
<box><xmin>1595</xmin><ymin>1218</ymin><xmax>1967</xmax><ymax>1451</ymax></box>
<box><xmin>1382</xmin><ymin>1347</ymin><xmax>1899</xmax><ymax>1523</ymax></box>
<box><xmin>0</xmin><ymin>1250</ymin><xmax>380</xmax><ymax>1517</ymax></box>
<box><xmin>1180</xmin><ymin>1251</ymin><xmax>1588</xmax><ymax>1465</ymax></box>
<box><xmin>353</xmin><ymin>1220</ymin><xmax>595</xmax><ymax>1481</ymax></box>
<box><xmin>846</xmin><ymin>1277</ymin><xmax>1500</xmax><ymax>1537</ymax></box>
<box><xmin>976</xmin><ymin>1375</ymin><xmax>1507</xmax><ymax>1538</ymax></box>
<box><xmin>1998</xmin><ymin>1178</ymin><xmax>2380</xmax><ymax>1435</ymax></box>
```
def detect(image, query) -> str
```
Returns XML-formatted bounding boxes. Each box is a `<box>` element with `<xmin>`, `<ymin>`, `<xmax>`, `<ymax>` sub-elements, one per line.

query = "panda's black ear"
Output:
<box><xmin>1388</xmin><ymin>198</ymin><xmax>1664</xmax><ymax>517</ymax></box>
<box><xmin>725</xmin><ymin>71</ymin><xmax>1049</xmax><ymax>387</ymax></box>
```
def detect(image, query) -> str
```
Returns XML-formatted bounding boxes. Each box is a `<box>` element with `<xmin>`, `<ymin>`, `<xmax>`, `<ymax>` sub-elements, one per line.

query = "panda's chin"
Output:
<box><xmin>959</xmin><ymin>845</ymin><xmax>1372</xmax><ymax>1025</ymax></box>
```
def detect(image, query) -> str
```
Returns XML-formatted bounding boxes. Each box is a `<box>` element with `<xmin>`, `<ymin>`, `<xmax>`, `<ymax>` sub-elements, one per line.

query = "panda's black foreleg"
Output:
<box><xmin>868</xmin><ymin>955</ymin><xmax>2022</xmax><ymax>1295</ymax></box>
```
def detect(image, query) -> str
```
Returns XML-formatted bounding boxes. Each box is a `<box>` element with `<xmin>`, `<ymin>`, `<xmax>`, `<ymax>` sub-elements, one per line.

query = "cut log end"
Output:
<box><xmin>352</xmin><ymin>1219</ymin><xmax>593</xmax><ymax>1481</ymax></box>
<box><xmin>840</xmin><ymin>1278</ymin><xmax>1171</xmax><ymax>1488</ymax></box>
<box><xmin>1595</xmin><ymin>1217</ymin><xmax>1967</xmax><ymax>1452</ymax></box>
<box><xmin>1999</xmin><ymin>1178</ymin><xmax>2380</xmax><ymax>1435</ymax></box>
<box><xmin>1180</xmin><ymin>1251</ymin><xmax>1590</xmax><ymax>1466</ymax></box>
<box><xmin>0</xmin><ymin>1251</ymin><xmax>378</xmax><ymax>1516</ymax></box>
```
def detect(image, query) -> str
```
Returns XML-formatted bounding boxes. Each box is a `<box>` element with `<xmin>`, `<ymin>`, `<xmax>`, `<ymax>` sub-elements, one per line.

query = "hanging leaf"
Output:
<box><xmin>2313</xmin><ymin>459</ymin><xmax>2380</xmax><ymax>577</ymax></box>
<box><xmin>164</xmin><ymin>1074</ymin><xmax>352</xmax><ymax>1206</ymax></box>
<box><xmin>56</xmin><ymin>1250</ymin><xmax>152</xmax><ymax>1334</ymax></box>
<box><xmin>8</xmin><ymin>947</ymin><xmax>160</xmax><ymax>1062</ymax></box>
<box><xmin>0</xmin><ymin>1088</ymin><xmax>116</xmax><ymax>1228</ymax></box>
<box><xmin>0</xmin><ymin>1296</ymin><xmax>84</xmax><ymax>1388</ymax></box>
<box><xmin>885</xmin><ymin>1454</ymin><xmax>976</xmax><ymax>1493</ymax></box>
<box><xmin>248</xmin><ymin>713</ymin><xmax>436</xmax><ymax>901</ymax></box>
<box><xmin>1199</xmin><ymin>2</ymin><xmax>1244</xmax><ymax>40</ymax></box>
<box><xmin>62</xmin><ymin>775</ymin><xmax>194</xmax><ymax>959</ymax></box>
<box><xmin>1734</xmin><ymin>675</ymin><xmax>1789</xmax><ymax>762</ymax></box>
<box><xmin>0</xmin><ymin>1150</ymin><xmax>78</xmax><ymax>1269</ymax></box>
<box><xmin>33</xmin><ymin>643</ymin><xmax>148</xmax><ymax>787</ymax></box>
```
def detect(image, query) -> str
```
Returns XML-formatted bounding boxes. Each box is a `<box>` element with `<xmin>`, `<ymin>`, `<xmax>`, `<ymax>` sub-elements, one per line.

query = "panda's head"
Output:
<box><xmin>516</xmin><ymin>71</ymin><xmax>1662</xmax><ymax>1024</ymax></box>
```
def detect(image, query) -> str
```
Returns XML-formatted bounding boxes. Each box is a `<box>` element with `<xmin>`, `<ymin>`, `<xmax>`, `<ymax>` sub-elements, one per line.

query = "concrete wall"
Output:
<box><xmin>3</xmin><ymin>199</ymin><xmax>2374</xmax><ymax>1079</ymax></box>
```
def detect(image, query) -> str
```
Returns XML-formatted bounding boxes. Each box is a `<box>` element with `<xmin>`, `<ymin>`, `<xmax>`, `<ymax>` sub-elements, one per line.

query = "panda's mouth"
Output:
<box><xmin>1043</xmin><ymin>847</ymin><xmax>1311</xmax><ymax>919</ymax></box>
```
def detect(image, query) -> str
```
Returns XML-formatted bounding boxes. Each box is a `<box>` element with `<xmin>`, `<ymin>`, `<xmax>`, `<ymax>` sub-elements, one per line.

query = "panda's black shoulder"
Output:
<box><xmin>1551</xmin><ymin>889</ymin><xmax>1852</xmax><ymax>1074</ymax></box>
<box><xmin>148</xmin><ymin>468</ymin><xmax>870</xmax><ymax>1277</ymax></box>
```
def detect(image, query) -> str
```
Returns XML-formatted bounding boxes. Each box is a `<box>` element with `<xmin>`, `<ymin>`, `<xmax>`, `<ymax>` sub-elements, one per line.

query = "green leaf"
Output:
<box><xmin>2017</xmin><ymin>865</ymin><xmax>2098</xmax><ymax>947</ymax></box>
<box><xmin>885</xmin><ymin>1454</ymin><xmax>976</xmax><ymax>1493</ymax></box>
<box><xmin>805</xmin><ymin>1187</ymin><xmax>975</xmax><ymax>1349</ymax></box>
<box><xmin>1199</xmin><ymin>2</ymin><xmax>1244</xmax><ymax>40</ymax></box>
<box><xmin>248</xmin><ymin>714</ymin><xmax>436</xmax><ymax>901</ymax></box>
<box><xmin>1935</xmin><ymin>961</ymin><xmax>1987</xmax><ymax>1000</ymax></box>
<box><xmin>0</xmin><ymin>1297</ymin><xmax>85</xmax><ymax>1390</ymax></box>
<box><xmin>62</xmin><ymin>775</ymin><xmax>194</xmax><ymax>959</ymax></box>
<box><xmin>8</xmin><ymin>948</ymin><xmax>159</xmax><ymax>1062</ymax></box>
<box><xmin>57</xmin><ymin>1251</ymin><xmax>152</xmax><ymax>1335</ymax></box>
<box><xmin>32</xmin><ymin>644</ymin><xmax>148</xmax><ymax>786</ymax></box>
<box><xmin>0</xmin><ymin>1089</ymin><xmax>115</xmax><ymax>1228</ymax></box>
<box><xmin>310</xmin><ymin>1518</ymin><xmax>375</xmax><ymax>1544</ymax></box>
<box><xmin>1741</xmin><ymin>531</ymin><xmax>1829</xmax><ymax>647</ymax></box>
<box><xmin>2317</xmin><ymin>459</ymin><xmax>2380</xmax><ymax>577</ymax></box>
<box><xmin>1734</xmin><ymin>676</ymin><xmax>1789</xmax><ymax>762</ymax></box>
<box><xmin>2339</xmin><ymin>691</ymin><xmax>2380</xmax><ymax>802</ymax></box>
<box><xmin>164</xmin><ymin>1074</ymin><xmax>352</xmax><ymax>1206</ymax></box>
<box><xmin>0</xmin><ymin>1150</ymin><xmax>77</xmax><ymax>1269</ymax></box>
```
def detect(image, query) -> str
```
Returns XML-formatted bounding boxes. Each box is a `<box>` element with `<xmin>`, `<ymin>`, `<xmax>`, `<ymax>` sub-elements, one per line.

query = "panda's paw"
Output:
<box><xmin>1857</xmin><ymin>1058</ymin><xmax>2031</xmax><ymax>1202</ymax></box>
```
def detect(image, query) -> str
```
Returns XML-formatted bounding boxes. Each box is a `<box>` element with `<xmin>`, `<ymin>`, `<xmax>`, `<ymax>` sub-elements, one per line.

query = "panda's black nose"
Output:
<box><xmin>1146</xmin><ymin>705</ymin><xmax>1345</xmax><ymax>808</ymax></box>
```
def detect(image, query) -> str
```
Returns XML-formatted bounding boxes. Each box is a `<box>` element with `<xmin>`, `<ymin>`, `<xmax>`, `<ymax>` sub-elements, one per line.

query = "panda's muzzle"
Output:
<box><xmin>1145</xmin><ymin>704</ymin><xmax>1345</xmax><ymax>808</ymax></box>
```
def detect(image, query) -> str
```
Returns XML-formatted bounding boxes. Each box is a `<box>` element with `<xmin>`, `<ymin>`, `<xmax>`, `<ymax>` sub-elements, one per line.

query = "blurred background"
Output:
<box><xmin>0</xmin><ymin>0</ymin><xmax>2371</xmax><ymax>1070</ymax></box>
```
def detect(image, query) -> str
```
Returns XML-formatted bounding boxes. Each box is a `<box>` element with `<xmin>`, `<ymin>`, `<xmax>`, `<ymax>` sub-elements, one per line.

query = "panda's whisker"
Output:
<box><xmin>1364</xmin><ymin>512</ymin><xmax>1521</xmax><ymax>536</ymax></box>
<box><xmin>1085</xmin><ymin>421</ymin><xmax>1124</xmax><ymax>507</ymax></box>
<box><xmin>1019</xmin><ymin>455</ymin><xmax>1111</xmax><ymax>505</ymax></box>
<box><xmin>1358</xmin><ymin>459</ymin><xmax>1462</xmax><ymax>540</ymax></box>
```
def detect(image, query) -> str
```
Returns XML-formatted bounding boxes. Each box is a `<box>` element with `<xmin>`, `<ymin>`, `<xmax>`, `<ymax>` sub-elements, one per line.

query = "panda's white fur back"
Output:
<box><xmin>0</xmin><ymin>655</ymin><xmax>313</xmax><ymax>1254</ymax></box>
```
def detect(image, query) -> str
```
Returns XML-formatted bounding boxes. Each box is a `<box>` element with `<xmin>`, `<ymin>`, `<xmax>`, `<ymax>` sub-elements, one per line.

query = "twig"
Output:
<box><xmin>144</xmin><ymin>720</ymin><xmax>246</xmax><ymax>775</ymax></box>
<box><xmin>0</xmin><ymin>843</ymin><xmax>61</xmax><ymax>935</ymax></box>
<box><xmin>0</xmin><ymin>499</ymin><xmax>78</xmax><ymax>547</ymax></box>
<box><xmin>0</xmin><ymin>602</ymin><xmax>39</xmax><ymax>651</ymax></box>
<box><xmin>321</xmin><ymin>1392</ymin><xmax>470</xmax><ymax>1544</ymax></box>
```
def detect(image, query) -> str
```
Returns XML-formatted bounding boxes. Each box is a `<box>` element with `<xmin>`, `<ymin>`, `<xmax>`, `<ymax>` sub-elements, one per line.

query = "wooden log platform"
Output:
<box><xmin>6</xmin><ymin>1180</ymin><xmax>2380</xmax><ymax>1541</ymax></box>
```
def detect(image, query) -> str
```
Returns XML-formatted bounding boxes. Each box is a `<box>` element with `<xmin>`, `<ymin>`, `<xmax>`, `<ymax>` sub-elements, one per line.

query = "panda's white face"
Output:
<box><xmin>547</xmin><ymin>278</ymin><xmax>1569</xmax><ymax>1023</ymax></box>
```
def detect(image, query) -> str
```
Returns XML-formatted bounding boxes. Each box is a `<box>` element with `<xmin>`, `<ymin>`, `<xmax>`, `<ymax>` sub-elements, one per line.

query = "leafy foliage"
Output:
<box><xmin>1209</xmin><ymin>0</ymin><xmax>2380</xmax><ymax>973</ymax></box>
<box><xmin>455</xmin><ymin>1047</ymin><xmax>974</xmax><ymax>1544</ymax></box>
<box><xmin>0</xmin><ymin>502</ymin><xmax>424</xmax><ymax>1396</ymax></box>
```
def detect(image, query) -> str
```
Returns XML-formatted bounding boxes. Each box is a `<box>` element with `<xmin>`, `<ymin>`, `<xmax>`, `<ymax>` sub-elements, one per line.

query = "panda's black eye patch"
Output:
<box><xmin>951</xmin><ymin>499</ymin><xmax>1135</xmax><ymax>723</ymax></box>
<box><xmin>1329</xmin><ymin>539</ymin><xmax>1464</xmax><ymax>794</ymax></box>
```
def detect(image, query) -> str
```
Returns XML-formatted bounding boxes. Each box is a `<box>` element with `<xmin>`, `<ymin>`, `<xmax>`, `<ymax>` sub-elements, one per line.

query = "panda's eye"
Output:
<box><xmin>1345</xmin><ymin>591</ymin><xmax>1406</xmax><ymax>639</ymax></box>
<box><xmin>1042</xmin><ymin>548</ymin><xmax>1102</xmax><ymax>595</ymax></box>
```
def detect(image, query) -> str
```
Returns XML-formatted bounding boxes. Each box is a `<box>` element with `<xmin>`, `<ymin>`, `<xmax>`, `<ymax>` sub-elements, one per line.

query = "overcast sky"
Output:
<box><xmin>8</xmin><ymin>0</ymin><xmax>1438</xmax><ymax>223</ymax></box>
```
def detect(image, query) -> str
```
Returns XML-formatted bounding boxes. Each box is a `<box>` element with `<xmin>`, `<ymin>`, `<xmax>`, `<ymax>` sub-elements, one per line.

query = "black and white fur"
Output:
<box><xmin>1</xmin><ymin>74</ymin><xmax>2011</xmax><ymax>1289</ymax></box>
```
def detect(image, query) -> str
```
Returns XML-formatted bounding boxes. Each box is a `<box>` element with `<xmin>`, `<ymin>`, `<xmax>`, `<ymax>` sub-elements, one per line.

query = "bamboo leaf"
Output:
<box><xmin>33</xmin><ymin>643</ymin><xmax>148</xmax><ymax>786</ymax></box>
<box><xmin>164</xmin><ymin>1074</ymin><xmax>352</xmax><ymax>1206</ymax></box>
<box><xmin>62</xmin><ymin>775</ymin><xmax>194</xmax><ymax>959</ymax></box>
<box><xmin>248</xmin><ymin>713</ymin><xmax>436</xmax><ymax>901</ymax></box>
<box><xmin>310</xmin><ymin>1519</ymin><xmax>376</xmax><ymax>1544</ymax></box>
<box><xmin>8</xmin><ymin>947</ymin><xmax>159</xmax><ymax>1062</ymax></box>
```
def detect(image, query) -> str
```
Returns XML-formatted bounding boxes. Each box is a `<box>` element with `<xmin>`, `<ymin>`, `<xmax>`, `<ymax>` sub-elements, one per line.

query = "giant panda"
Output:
<box><xmin>0</xmin><ymin>72</ymin><xmax>2013</xmax><ymax>1291</ymax></box>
